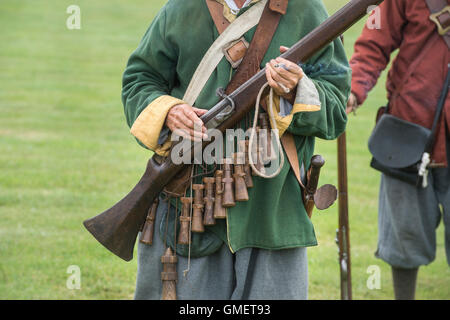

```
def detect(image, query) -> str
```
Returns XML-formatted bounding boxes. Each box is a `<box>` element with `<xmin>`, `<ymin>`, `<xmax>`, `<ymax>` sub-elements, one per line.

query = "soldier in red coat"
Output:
<box><xmin>347</xmin><ymin>0</ymin><xmax>450</xmax><ymax>299</ymax></box>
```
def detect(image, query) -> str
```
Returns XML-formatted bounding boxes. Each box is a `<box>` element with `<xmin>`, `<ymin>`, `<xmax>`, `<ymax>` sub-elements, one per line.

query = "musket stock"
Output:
<box><xmin>83</xmin><ymin>0</ymin><xmax>384</xmax><ymax>261</ymax></box>
<box><xmin>83</xmin><ymin>156</ymin><xmax>184</xmax><ymax>261</ymax></box>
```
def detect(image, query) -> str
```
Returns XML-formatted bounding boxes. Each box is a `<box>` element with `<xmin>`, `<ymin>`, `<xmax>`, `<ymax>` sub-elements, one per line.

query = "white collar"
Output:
<box><xmin>224</xmin><ymin>0</ymin><xmax>254</xmax><ymax>15</ymax></box>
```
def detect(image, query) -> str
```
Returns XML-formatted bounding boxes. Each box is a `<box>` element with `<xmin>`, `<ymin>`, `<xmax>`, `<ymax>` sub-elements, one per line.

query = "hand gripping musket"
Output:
<box><xmin>83</xmin><ymin>0</ymin><xmax>384</xmax><ymax>261</ymax></box>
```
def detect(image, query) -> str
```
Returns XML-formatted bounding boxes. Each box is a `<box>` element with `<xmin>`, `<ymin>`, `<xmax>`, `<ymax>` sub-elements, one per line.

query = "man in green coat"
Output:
<box><xmin>122</xmin><ymin>0</ymin><xmax>350</xmax><ymax>300</ymax></box>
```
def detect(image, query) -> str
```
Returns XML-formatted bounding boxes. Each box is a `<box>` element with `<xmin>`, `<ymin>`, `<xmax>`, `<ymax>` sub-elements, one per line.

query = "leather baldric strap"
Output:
<box><xmin>206</xmin><ymin>0</ymin><xmax>305</xmax><ymax>189</ymax></box>
<box><xmin>425</xmin><ymin>0</ymin><xmax>450</xmax><ymax>48</ymax></box>
<box><xmin>206</xmin><ymin>0</ymin><xmax>289</xmax><ymax>92</ymax></box>
<box><xmin>206</xmin><ymin>0</ymin><xmax>250</xmax><ymax>68</ymax></box>
<box><xmin>269</xmin><ymin>0</ymin><xmax>289</xmax><ymax>15</ymax></box>
<box><xmin>206</xmin><ymin>0</ymin><xmax>231</xmax><ymax>34</ymax></box>
<box><xmin>184</xmin><ymin>0</ymin><xmax>267</xmax><ymax>105</ymax></box>
<box><xmin>224</xmin><ymin>0</ymin><xmax>287</xmax><ymax>94</ymax></box>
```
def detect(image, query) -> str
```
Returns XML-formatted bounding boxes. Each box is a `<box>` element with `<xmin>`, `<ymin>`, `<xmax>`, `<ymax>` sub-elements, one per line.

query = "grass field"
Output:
<box><xmin>0</xmin><ymin>0</ymin><xmax>448</xmax><ymax>300</ymax></box>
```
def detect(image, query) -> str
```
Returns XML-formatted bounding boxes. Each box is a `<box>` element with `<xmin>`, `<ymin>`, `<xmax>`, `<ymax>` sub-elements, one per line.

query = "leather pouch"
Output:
<box><xmin>368</xmin><ymin>111</ymin><xmax>431</xmax><ymax>186</ymax></box>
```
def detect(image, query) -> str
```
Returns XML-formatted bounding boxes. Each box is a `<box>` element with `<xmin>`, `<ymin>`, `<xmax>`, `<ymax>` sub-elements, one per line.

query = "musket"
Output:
<box><xmin>83</xmin><ymin>0</ymin><xmax>384</xmax><ymax>261</ymax></box>
<box><xmin>336</xmin><ymin>132</ymin><xmax>352</xmax><ymax>300</ymax></box>
<box><xmin>336</xmin><ymin>34</ymin><xmax>352</xmax><ymax>300</ymax></box>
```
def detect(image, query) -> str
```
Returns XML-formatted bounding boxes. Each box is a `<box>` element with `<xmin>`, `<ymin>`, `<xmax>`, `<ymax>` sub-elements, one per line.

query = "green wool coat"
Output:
<box><xmin>122</xmin><ymin>0</ymin><xmax>351</xmax><ymax>256</ymax></box>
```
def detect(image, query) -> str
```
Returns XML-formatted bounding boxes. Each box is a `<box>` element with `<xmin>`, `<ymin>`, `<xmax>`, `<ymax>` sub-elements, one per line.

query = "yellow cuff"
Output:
<box><xmin>130</xmin><ymin>95</ymin><xmax>185</xmax><ymax>156</ymax></box>
<box><xmin>266</xmin><ymin>95</ymin><xmax>321</xmax><ymax>137</ymax></box>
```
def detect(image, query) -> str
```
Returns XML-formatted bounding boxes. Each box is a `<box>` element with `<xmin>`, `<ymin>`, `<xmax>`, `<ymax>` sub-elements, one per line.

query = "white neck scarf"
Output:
<box><xmin>224</xmin><ymin>0</ymin><xmax>254</xmax><ymax>15</ymax></box>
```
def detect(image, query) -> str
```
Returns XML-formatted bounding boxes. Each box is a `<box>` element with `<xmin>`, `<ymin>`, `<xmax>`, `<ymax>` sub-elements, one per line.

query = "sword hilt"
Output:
<box><xmin>304</xmin><ymin>155</ymin><xmax>325</xmax><ymax>217</ymax></box>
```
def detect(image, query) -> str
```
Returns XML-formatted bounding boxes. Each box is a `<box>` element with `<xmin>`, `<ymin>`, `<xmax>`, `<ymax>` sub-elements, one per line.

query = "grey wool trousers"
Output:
<box><xmin>376</xmin><ymin>156</ymin><xmax>450</xmax><ymax>269</ymax></box>
<box><xmin>134</xmin><ymin>198</ymin><xmax>309</xmax><ymax>300</ymax></box>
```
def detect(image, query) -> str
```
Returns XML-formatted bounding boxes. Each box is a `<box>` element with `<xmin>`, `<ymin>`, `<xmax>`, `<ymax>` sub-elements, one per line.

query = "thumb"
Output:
<box><xmin>192</xmin><ymin>107</ymin><xmax>208</xmax><ymax>116</ymax></box>
<box><xmin>279</xmin><ymin>46</ymin><xmax>290</xmax><ymax>54</ymax></box>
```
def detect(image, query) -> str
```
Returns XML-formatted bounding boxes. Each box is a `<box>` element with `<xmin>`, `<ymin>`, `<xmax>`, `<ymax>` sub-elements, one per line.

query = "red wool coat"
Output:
<box><xmin>350</xmin><ymin>0</ymin><xmax>450</xmax><ymax>166</ymax></box>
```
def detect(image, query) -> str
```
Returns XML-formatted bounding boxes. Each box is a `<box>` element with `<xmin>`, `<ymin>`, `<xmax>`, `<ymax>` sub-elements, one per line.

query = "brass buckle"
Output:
<box><xmin>429</xmin><ymin>5</ymin><xmax>450</xmax><ymax>36</ymax></box>
<box><xmin>222</xmin><ymin>37</ymin><xmax>250</xmax><ymax>69</ymax></box>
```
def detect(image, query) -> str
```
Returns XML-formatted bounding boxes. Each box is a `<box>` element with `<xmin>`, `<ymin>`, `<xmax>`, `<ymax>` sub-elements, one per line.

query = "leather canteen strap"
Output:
<box><xmin>425</xmin><ymin>0</ymin><xmax>450</xmax><ymax>49</ymax></box>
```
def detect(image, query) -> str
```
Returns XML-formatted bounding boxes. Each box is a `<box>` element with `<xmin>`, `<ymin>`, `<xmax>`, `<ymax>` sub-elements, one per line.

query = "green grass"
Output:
<box><xmin>0</xmin><ymin>0</ymin><xmax>448</xmax><ymax>300</ymax></box>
